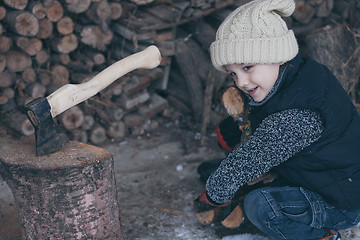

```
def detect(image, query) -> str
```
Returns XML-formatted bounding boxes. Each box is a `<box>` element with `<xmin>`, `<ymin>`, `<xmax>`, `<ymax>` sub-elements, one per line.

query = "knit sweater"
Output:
<box><xmin>206</xmin><ymin>108</ymin><xmax>323</xmax><ymax>204</ymax></box>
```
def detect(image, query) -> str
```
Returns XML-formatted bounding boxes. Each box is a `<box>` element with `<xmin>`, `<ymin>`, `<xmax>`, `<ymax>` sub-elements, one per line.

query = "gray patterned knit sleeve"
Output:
<box><xmin>206</xmin><ymin>109</ymin><xmax>323</xmax><ymax>204</ymax></box>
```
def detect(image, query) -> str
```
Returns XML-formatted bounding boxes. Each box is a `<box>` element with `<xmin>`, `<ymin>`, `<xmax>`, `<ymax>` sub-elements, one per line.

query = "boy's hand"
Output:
<box><xmin>194</xmin><ymin>173</ymin><xmax>277</xmax><ymax>228</ymax></box>
<box><xmin>194</xmin><ymin>191</ymin><xmax>243</xmax><ymax>228</ymax></box>
<box><xmin>194</xmin><ymin>191</ymin><xmax>231</xmax><ymax>210</ymax></box>
<box><xmin>217</xmin><ymin>116</ymin><xmax>242</xmax><ymax>151</ymax></box>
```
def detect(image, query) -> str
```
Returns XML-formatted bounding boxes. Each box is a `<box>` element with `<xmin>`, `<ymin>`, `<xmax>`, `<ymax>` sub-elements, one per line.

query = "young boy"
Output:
<box><xmin>194</xmin><ymin>0</ymin><xmax>360</xmax><ymax>239</ymax></box>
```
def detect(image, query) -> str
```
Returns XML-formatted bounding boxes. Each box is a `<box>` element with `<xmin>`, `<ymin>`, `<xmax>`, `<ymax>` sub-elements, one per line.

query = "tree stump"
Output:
<box><xmin>0</xmin><ymin>137</ymin><xmax>123</xmax><ymax>240</ymax></box>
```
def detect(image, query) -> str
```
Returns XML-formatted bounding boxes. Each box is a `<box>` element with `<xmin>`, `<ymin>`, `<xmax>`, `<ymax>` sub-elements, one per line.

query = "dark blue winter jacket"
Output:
<box><xmin>250</xmin><ymin>55</ymin><xmax>360</xmax><ymax>210</ymax></box>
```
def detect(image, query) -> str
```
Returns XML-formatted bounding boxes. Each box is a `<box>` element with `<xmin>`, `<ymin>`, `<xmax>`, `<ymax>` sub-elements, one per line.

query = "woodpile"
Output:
<box><xmin>0</xmin><ymin>0</ymin><xmax>167</xmax><ymax>145</ymax></box>
<box><xmin>0</xmin><ymin>0</ymin><xmax>359</xmax><ymax>146</ymax></box>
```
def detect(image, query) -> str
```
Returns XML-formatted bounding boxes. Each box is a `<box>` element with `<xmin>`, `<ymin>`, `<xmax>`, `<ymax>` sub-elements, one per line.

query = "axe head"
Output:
<box><xmin>25</xmin><ymin>98</ymin><xmax>69</xmax><ymax>156</ymax></box>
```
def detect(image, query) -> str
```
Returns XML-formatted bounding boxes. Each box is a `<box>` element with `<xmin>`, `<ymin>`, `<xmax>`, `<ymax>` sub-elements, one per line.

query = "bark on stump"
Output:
<box><xmin>0</xmin><ymin>137</ymin><xmax>123</xmax><ymax>240</ymax></box>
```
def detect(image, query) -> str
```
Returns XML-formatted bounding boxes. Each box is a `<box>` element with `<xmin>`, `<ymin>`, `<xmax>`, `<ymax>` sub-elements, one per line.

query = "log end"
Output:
<box><xmin>0</xmin><ymin>137</ymin><xmax>112</xmax><ymax>169</ymax></box>
<box><xmin>222</xmin><ymin>86</ymin><xmax>244</xmax><ymax>120</ymax></box>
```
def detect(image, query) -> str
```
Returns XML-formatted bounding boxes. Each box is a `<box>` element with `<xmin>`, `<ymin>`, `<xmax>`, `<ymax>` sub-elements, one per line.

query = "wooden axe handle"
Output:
<box><xmin>47</xmin><ymin>45</ymin><xmax>162</xmax><ymax>118</ymax></box>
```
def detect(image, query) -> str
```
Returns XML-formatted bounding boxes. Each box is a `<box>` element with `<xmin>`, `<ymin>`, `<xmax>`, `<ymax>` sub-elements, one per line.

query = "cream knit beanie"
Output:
<box><xmin>210</xmin><ymin>0</ymin><xmax>299</xmax><ymax>71</ymax></box>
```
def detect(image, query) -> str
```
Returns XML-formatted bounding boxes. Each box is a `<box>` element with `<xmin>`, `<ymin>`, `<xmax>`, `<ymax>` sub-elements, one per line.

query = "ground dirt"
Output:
<box><xmin>0</xmin><ymin>125</ymin><xmax>358</xmax><ymax>240</ymax></box>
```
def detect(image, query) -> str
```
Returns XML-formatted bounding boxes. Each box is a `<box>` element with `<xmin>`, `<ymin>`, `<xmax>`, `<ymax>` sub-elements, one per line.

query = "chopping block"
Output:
<box><xmin>0</xmin><ymin>137</ymin><xmax>123</xmax><ymax>240</ymax></box>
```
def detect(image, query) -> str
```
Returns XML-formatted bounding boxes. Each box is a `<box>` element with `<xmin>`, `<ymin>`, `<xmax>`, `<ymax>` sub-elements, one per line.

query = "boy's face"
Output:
<box><xmin>225</xmin><ymin>63</ymin><xmax>282</xmax><ymax>102</ymax></box>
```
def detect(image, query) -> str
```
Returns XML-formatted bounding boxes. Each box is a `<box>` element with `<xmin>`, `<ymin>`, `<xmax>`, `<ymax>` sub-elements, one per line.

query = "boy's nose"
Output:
<box><xmin>235</xmin><ymin>77</ymin><xmax>250</xmax><ymax>88</ymax></box>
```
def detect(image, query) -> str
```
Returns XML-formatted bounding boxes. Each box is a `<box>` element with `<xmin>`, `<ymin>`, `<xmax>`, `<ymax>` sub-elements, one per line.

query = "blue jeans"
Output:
<box><xmin>244</xmin><ymin>186</ymin><xmax>360</xmax><ymax>240</ymax></box>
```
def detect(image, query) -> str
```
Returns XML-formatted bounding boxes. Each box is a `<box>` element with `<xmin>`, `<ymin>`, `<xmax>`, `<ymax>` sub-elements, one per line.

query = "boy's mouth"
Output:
<box><xmin>247</xmin><ymin>86</ymin><xmax>258</xmax><ymax>95</ymax></box>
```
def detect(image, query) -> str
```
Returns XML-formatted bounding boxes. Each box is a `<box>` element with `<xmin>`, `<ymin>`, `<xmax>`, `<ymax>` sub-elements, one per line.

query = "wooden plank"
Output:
<box><xmin>146</xmin><ymin>4</ymin><xmax>183</xmax><ymax>23</ymax></box>
<box><xmin>112</xmin><ymin>23</ymin><xmax>156</xmax><ymax>41</ymax></box>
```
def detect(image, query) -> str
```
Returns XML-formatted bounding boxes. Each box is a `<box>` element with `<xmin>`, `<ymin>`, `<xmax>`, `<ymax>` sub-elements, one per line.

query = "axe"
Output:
<box><xmin>25</xmin><ymin>45</ymin><xmax>162</xmax><ymax>156</ymax></box>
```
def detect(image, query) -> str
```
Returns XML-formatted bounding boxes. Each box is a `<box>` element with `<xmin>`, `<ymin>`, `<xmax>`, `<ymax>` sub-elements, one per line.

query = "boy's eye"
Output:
<box><xmin>243</xmin><ymin>66</ymin><xmax>253</xmax><ymax>71</ymax></box>
<box><xmin>229</xmin><ymin>72</ymin><xmax>236</xmax><ymax>78</ymax></box>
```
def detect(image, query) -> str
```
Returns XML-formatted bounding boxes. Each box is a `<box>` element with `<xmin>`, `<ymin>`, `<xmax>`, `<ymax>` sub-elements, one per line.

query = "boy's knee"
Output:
<box><xmin>244</xmin><ymin>188</ymin><xmax>268</xmax><ymax>225</ymax></box>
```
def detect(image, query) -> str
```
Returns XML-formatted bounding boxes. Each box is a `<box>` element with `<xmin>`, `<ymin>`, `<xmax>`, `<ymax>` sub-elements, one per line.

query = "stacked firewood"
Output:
<box><xmin>0</xmin><ymin>0</ymin><xmax>171</xmax><ymax>145</ymax></box>
<box><xmin>0</xmin><ymin>0</ymin><xmax>359</xmax><ymax>146</ymax></box>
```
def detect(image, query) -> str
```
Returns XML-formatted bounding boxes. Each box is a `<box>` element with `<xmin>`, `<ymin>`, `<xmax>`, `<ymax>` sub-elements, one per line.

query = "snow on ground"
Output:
<box><xmin>222</xmin><ymin>233</ymin><xmax>272</xmax><ymax>240</ymax></box>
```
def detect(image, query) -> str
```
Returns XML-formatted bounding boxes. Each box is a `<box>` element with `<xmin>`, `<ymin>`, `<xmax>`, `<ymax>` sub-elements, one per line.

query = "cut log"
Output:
<box><xmin>35</xmin><ymin>48</ymin><xmax>50</xmax><ymax>65</ymax></box>
<box><xmin>42</xmin><ymin>0</ymin><xmax>55</xmax><ymax>8</ymax></box>
<box><xmin>107</xmin><ymin>121</ymin><xmax>126</xmax><ymax>140</ymax></box>
<box><xmin>0</xmin><ymin>36</ymin><xmax>13</xmax><ymax>53</ymax></box>
<box><xmin>28</xmin><ymin>1</ymin><xmax>47</xmax><ymax>20</ymax></box>
<box><xmin>6</xmin><ymin>11</ymin><xmax>39</xmax><ymax>37</ymax></box>
<box><xmin>154</xmin><ymin>28</ymin><xmax>176</xmax><ymax>43</ymax></box>
<box><xmin>64</xmin><ymin>0</ymin><xmax>92</xmax><ymax>14</ymax></box>
<box><xmin>123</xmin><ymin>113</ymin><xmax>145</xmax><ymax>127</ymax></box>
<box><xmin>0</xmin><ymin>6</ymin><xmax>7</xmax><ymax>20</ymax></box>
<box><xmin>26</xmin><ymin>82</ymin><xmax>46</xmax><ymax>99</ymax></box>
<box><xmin>0</xmin><ymin>54</ymin><xmax>6</xmax><ymax>73</ymax></box>
<box><xmin>0</xmin><ymin>96</ymin><xmax>8</xmax><ymax>105</ymax></box>
<box><xmin>0</xmin><ymin>88</ymin><xmax>15</xmax><ymax>100</ymax></box>
<box><xmin>293</xmin><ymin>0</ymin><xmax>316</xmax><ymax>24</ymax></box>
<box><xmin>90</xmin><ymin>124</ymin><xmax>108</xmax><ymax>145</ymax></box>
<box><xmin>46</xmin><ymin>0</ymin><xmax>63</xmax><ymax>22</ymax></box>
<box><xmin>4</xmin><ymin>0</ymin><xmax>28</xmax><ymax>10</ymax></box>
<box><xmin>93</xmin><ymin>52</ymin><xmax>106</xmax><ymax>65</ymax></box>
<box><xmin>0</xmin><ymin>111</ymin><xmax>34</xmax><ymax>136</ymax></box>
<box><xmin>138</xmin><ymin>93</ymin><xmax>168</xmax><ymax>119</ymax></box>
<box><xmin>6</xmin><ymin>50</ymin><xmax>32</xmax><ymax>72</ymax></box>
<box><xmin>80</xmin><ymin>26</ymin><xmax>113</xmax><ymax>51</ymax></box>
<box><xmin>109</xmin><ymin>2</ymin><xmax>123</xmax><ymax>20</ymax></box>
<box><xmin>56</xmin><ymin>16</ymin><xmax>74</xmax><ymax>35</ymax></box>
<box><xmin>0</xmin><ymin>138</ymin><xmax>123</xmax><ymax>239</ymax></box>
<box><xmin>36</xmin><ymin>18</ymin><xmax>53</xmax><ymax>39</ymax></box>
<box><xmin>61</xmin><ymin>106</ymin><xmax>85</xmax><ymax>130</ymax></box>
<box><xmin>38</xmin><ymin>71</ymin><xmax>52</xmax><ymax>85</ymax></box>
<box><xmin>21</xmin><ymin>67</ymin><xmax>37</xmax><ymax>83</ymax></box>
<box><xmin>16</xmin><ymin>36</ymin><xmax>43</xmax><ymax>56</ymax></box>
<box><xmin>16</xmin><ymin>80</ymin><xmax>27</xmax><ymax>98</ymax></box>
<box><xmin>51</xmin><ymin>33</ymin><xmax>78</xmax><ymax>53</ymax></box>
<box><xmin>0</xmin><ymin>72</ymin><xmax>15</xmax><ymax>88</ymax></box>
<box><xmin>59</xmin><ymin>53</ymin><xmax>70</xmax><ymax>65</ymax></box>
<box><xmin>70</xmin><ymin>128</ymin><xmax>88</xmax><ymax>143</ymax></box>
<box><xmin>50</xmin><ymin>64</ymin><xmax>69</xmax><ymax>88</ymax></box>
<box><xmin>0</xmin><ymin>98</ymin><xmax>16</xmax><ymax>112</ymax></box>
<box><xmin>86</xmin><ymin>0</ymin><xmax>112</xmax><ymax>31</ymax></box>
<box><xmin>51</xmin><ymin>53</ymin><xmax>71</xmax><ymax>65</ymax></box>
<box><xmin>120</xmin><ymin>90</ymin><xmax>150</xmax><ymax>110</ymax></box>
<box><xmin>82</xmin><ymin>115</ymin><xmax>95</xmax><ymax>130</ymax></box>
<box><xmin>84</xmin><ymin>50</ymin><xmax>106</xmax><ymax>66</ymax></box>
<box><xmin>110</xmin><ymin>108</ymin><xmax>125</xmax><ymax>122</ymax></box>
